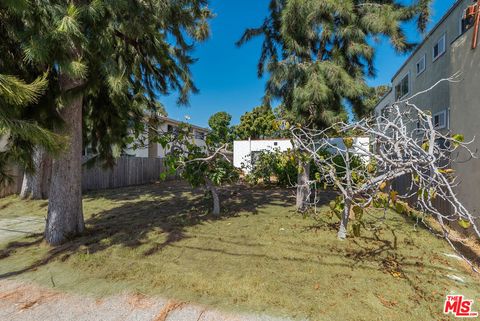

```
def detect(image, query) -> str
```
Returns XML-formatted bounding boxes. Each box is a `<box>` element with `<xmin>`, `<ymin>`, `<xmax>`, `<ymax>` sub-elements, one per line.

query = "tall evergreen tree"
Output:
<box><xmin>0</xmin><ymin>73</ymin><xmax>61</xmax><ymax>183</ymax></box>
<box><xmin>360</xmin><ymin>84</ymin><xmax>391</xmax><ymax>118</ymax></box>
<box><xmin>1</xmin><ymin>0</ymin><xmax>212</xmax><ymax>245</ymax></box>
<box><xmin>238</xmin><ymin>0</ymin><xmax>431</xmax><ymax>126</ymax></box>
<box><xmin>238</xmin><ymin>0</ymin><xmax>432</xmax><ymax>210</ymax></box>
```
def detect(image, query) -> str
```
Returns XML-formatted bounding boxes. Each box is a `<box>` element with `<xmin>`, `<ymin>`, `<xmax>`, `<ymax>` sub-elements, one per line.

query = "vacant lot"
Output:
<box><xmin>0</xmin><ymin>181</ymin><xmax>478</xmax><ymax>321</ymax></box>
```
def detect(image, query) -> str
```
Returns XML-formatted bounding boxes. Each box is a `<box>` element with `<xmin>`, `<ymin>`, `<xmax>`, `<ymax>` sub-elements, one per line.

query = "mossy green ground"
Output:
<box><xmin>0</xmin><ymin>181</ymin><xmax>478</xmax><ymax>321</ymax></box>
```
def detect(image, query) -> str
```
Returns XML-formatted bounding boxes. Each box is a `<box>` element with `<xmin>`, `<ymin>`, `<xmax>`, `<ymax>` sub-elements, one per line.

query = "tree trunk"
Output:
<box><xmin>45</xmin><ymin>74</ymin><xmax>85</xmax><ymax>245</ymax></box>
<box><xmin>338</xmin><ymin>198</ymin><xmax>351</xmax><ymax>239</ymax></box>
<box><xmin>338</xmin><ymin>148</ymin><xmax>352</xmax><ymax>240</ymax></box>
<box><xmin>41</xmin><ymin>154</ymin><xmax>52</xmax><ymax>199</ymax></box>
<box><xmin>20</xmin><ymin>148</ymin><xmax>50</xmax><ymax>200</ymax></box>
<box><xmin>205</xmin><ymin>178</ymin><xmax>220</xmax><ymax>216</ymax></box>
<box><xmin>296</xmin><ymin>160</ymin><xmax>310</xmax><ymax>212</ymax></box>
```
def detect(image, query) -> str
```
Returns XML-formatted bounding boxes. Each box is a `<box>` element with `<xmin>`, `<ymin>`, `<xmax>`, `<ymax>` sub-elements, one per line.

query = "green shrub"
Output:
<box><xmin>245</xmin><ymin>149</ymin><xmax>298</xmax><ymax>186</ymax></box>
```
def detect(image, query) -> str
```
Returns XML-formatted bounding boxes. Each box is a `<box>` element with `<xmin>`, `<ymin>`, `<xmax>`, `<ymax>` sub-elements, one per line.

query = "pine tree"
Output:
<box><xmin>361</xmin><ymin>84</ymin><xmax>392</xmax><ymax>118</ymax></box>
<box><xmin>1</xmin><ymin>0</ymin><xmax>212</xmax><ymax>245</ymax></box>
<box><xmin>238</xmin><ymin>0</ymin><xmax>431</xmax><ymax>127</ymax></box>
<box><xmin>0</xmin><ymin>73</ymin><xmax>61</xmax><ymax>184</ymax></box>
<box><xmin>238</xmin><ymin>0</ymin><xmax>432</xmax><ymax>210</ymax></box>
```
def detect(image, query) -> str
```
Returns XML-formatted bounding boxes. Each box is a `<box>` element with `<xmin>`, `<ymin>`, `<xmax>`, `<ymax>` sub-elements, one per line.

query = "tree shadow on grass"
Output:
<box><xmin>0</xmin><ymin>182</ymin><xmax>460</xmax><ymax>288</ymax></box>
<box><xmin>0</xmin><ymin>182</ymin><xmax>295</xmax><ymax>278</ymax></box>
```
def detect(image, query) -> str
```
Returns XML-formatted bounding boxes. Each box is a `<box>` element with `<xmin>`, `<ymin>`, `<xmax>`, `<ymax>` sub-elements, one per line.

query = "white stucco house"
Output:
<box><xmin>124</xmin><ymin>117</ymin><xmax>209</xmax><ymax>158</ymax></box>
<box><xmin>233</xmin><ymin>139</ymin><xmax>293</xmax><ymax>173</ymax></box>
<box><xmin>234</xmin><ymin>137</ymin><xmax>370</xmax><ymax>173</ymax></box>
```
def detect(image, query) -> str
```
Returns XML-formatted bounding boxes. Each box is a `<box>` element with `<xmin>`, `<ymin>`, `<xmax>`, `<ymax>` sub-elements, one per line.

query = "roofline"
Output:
<box><xmin>159</xmin><ymin>116</ymin><xmax>209</xmax><ymax>132</ymax></box>
<box><xmin>391</xmin><ymin>0</ymin><xmax>464</xmax><ymax>82</ymax></box>
<box><xmin>234</xmin><ymin>139</ymin><xmax>292</xmax><ymax>142</ymax></box>
<box><xmin>377</xmin><ymin>87</ymin><xmax>393</xmax><ymax>103</ymax></box>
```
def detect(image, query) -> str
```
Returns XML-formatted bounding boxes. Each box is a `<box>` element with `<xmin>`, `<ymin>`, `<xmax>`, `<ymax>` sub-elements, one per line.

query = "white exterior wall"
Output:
<box><xmin>130</xmin><ymin>145</ymin><xmax>149</xmax><ymax>158</ymax></box>
<box><xmin>325</xmin><ymin>137</ymin><xmax>371</xmax><ymax>163</ymax></box>
<box><xmin>123</xmin><ymin>132</ymin><xmax>149</xmax><ymax>157</ymax></box>
<box><xmin>233</xmin><ymin>139</ymin><xmax>293</xmax><ymax>172</ymax></box>
<box><xmin>152</xmin><ymin>123</ymin><xmax>207</xmax><ymax>158</ymax></box>
<box><xmin>234</xmin><ymin>137</ymin><xmax>371</xmax><ymax>173</ymax></box>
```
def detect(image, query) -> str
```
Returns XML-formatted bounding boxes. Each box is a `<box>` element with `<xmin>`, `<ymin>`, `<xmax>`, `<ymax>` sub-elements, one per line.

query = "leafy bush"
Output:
<box><xmin>245</xmin><ymin>149</ymin><xmax>298</xmax><ymax>186</ymax></box>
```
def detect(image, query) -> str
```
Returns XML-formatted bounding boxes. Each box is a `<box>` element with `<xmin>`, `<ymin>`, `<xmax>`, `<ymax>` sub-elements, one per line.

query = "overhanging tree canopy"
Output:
<box><xmin>1</xmin><ymin>0</ymin><xmax>212</xmax><ymax>245</ymax></box>
<box><xmin>238</xmin><ymin>0</ymin><xmax>432</xmax><ymax>127</ymax></box>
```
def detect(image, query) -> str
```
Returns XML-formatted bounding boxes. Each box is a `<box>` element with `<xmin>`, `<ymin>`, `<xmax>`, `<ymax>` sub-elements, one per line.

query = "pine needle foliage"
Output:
<box><xmin>238</xmin><ymin>0</ymin><xmax>432</xmax><ymax>127</ymax></box>
<box><xmin>1</xmin><ymin>0</ymin><xmax>212</xmax><ymax>166</ymax></box>
<box><xmin>0</xmin><ymin>73</ymin><xmax>63</xmax><ymax>183</ymax></box>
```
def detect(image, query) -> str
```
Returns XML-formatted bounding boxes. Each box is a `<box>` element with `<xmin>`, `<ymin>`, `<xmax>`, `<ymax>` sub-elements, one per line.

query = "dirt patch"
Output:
<box><xmin>0</xmin><ymin>280</ymin><xmax>296</xmax><ymax>321</ymax></box>
<box><xmin>153</xmin><ymin>299</ymin><xmax>186</xmax><ymax>321</ymax></box>
<box><xmin>127</xmin><ymin>292</ymin><xmax>154</xmax><ymax>309</ymax></box>
<box><xmin>0</xmin><ymin>282</ymin><xmax>61</xmax><ymax>308</ymax></box>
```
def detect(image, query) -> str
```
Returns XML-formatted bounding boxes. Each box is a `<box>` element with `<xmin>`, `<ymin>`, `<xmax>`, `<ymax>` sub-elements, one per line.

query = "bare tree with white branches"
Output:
<box><xmin>291</xmin><ymin>75</ymin><xmax>479</xmax><ymax>270</ymax></box>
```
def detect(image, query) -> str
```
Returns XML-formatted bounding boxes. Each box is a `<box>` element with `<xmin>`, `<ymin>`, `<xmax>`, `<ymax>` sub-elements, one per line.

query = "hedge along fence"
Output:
<box><xmin>0</xmin><ymin>157</ymin><xmax>172</xmax><ymax>198</ymax></box>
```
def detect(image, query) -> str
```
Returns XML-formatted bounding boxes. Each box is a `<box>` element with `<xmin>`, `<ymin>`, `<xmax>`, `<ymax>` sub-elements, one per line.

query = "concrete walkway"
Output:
<box><xmin>0</xmin><ymin>217</ymin><xmax>44</xmax><ymax>244</ymax></box>
<box><xmin>0</xmin><ymin>280</ymin><xmax>301</xmax><ymax>321</ymax></box>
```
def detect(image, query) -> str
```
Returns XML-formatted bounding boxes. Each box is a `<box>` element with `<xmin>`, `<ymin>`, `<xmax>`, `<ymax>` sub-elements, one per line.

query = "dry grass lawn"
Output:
<box><xmin>0</xmin><ymin>181</ymin><xmax>479</xmax><ymax>321</ymax></box>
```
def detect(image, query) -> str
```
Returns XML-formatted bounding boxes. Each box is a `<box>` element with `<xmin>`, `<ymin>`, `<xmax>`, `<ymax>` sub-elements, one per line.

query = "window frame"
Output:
<box><xmin>416</xmin><ymin>54</ymin><xmax>426</xmax><ymax>76</ymax></box>
<box><xmin>395</xmin><ymin>72</ymin><xmax>410</xmax><ymax>101</ymax></box>
<box><xmin>460</xmin><ymin>10</ymin><xmax>475</xmax><ymax>35</ymax></box>
<box><xmin>433</xmin><ymin>110</ymin><xmax>448</xmax><ymax>129</ymax></box>
<box><xmin>432</xmin><ymin>33</ymin><xmax>446</xmax><ymax>62</ymax></box>
<box><xmin>459</xmin><ymin>15</ymin><xmax>464</xmax><ymax>36</ymax></box>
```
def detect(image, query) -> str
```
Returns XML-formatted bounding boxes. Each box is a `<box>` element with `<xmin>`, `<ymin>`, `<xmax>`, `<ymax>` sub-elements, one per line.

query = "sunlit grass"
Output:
<box><xmin>0</xmin><ymin>182</ymin><xmax>478</xmax><ymax>321</ymax></box>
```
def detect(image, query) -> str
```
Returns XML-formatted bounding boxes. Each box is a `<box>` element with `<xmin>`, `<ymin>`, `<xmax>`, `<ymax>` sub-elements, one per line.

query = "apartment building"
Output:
<box><xmin>124</xmin><ymin>117</ymin><xmax>209</xmax><ymax>158</ymax></box>
<box><xmin>374</xmin><ymin>0</ymin><xmax>480</xmax><ymax>216</ymax></box>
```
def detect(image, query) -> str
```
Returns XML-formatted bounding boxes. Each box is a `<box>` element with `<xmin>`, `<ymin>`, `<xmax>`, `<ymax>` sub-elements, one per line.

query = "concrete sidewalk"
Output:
<box><xmin>0</xmin><ymin>280</ymin><xmax>301</xmax><ymax>321</ymax></box>
<box><xmin>0</xmin><ymin>216</ymin><xmax>44</xmax><ymax>244</ymax></box>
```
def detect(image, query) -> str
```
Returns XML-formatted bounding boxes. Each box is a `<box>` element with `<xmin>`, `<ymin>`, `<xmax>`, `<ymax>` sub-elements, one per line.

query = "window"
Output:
<box><xmin>432</xmin><ymin>34</ymin><xmax>446</xmax><ymax>61</ymax></box>
<box><xmin>194</xmin><ymin>131</ymin><xmax>206</xmax><ymax>140</ymax></box>
<box><xmin>416</xmin><ymin>55</ymin><xmax>426</xmax><ymax>75</ymax></box>
<box><xmin>395</xmin><ymin>73</ymin><xmax>409</xmax><ymax>100</ymax></box>
<box><xmin>167</xmin><ymin>124</ymin><xmax>178</xmax><ymax>136</ymax></box>
<box><xmin>433</xmin><ymin>110</ymin><xmax>448</xmax><ymax>129</ymax></box>
<box><xmin>460</xmin><ymin>8</ymin><xmax>475</xmax><ymax>35</ymax></box>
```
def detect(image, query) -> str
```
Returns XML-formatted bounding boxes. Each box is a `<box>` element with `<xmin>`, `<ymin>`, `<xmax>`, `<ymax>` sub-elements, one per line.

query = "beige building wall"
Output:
<box><xmin>450</xmin><ymin>26</ymin><xmax>480</xmax><ymax>218</ymax></box>
<box><xmin>375</xmin><ymin>0</ymin><xmax>480</xmax><ymax>217</ymax></box>
<box><xmin>389</xmin><ymin>0</ymin><xmax>471</xmax><ymax>126</ymax></box>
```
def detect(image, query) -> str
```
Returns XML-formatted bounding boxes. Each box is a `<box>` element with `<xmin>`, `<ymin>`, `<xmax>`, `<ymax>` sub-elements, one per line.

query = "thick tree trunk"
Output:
<box><xmin>45</xmin><ymin>75</ymin><xmax>85</xmax><ymax>245</ymax></box>
<box><xmin>41</xmin><ymin>154</ymin><xmax>52</xmax><ymax>199</ymax></box>
<box><xmin>20</xmin><ymin>175</ymin><xmax>33</xmax><ymax>199</ymax></box>
<box><xmin>338</xmin><ymin>198</ymin><xmax>351</xmax><ymax>239</ymax></box>
<box><xmin>20</xmin><ymin>148</ymin><xmax>50</xmax><ymax>200</ymax></box>
<box><xmin>205</xmin><ymin>178</ymin><xmax>220</xmax><ymax>216</ymax></box>
<box><xmin>296</xmin><ymin>160</ymin><xmax>310</xmax><ymax>212</ymax></box>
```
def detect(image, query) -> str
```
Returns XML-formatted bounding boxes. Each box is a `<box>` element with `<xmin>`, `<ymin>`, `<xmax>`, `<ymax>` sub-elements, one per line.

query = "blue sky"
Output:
<box><xmin>163</xmin><ymin>0</ymin><xmax>457</xmax><ymax>128</ymax></box>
